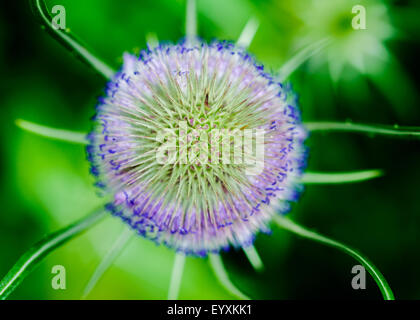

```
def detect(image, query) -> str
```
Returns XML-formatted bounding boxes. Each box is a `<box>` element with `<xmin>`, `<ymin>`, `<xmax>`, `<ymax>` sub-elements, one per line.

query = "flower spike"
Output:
<box><xmin>87</xmin><ymin>40</ymin><xmax>307</xmax><ymax>255</ymax></box>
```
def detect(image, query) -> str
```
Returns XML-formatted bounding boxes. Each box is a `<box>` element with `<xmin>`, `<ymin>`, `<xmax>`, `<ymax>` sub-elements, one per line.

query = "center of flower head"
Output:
<box><xmin>87</xmin><ymin>40</ymin><xmax>306</xmax><ymax>256</ymax></box>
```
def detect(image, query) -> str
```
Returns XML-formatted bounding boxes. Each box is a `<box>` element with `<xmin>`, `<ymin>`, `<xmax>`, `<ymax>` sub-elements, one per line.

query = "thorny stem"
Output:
<box><xmin>305</xmin><ymin>121</ymin><xmax>420</xmax><ymax>138</ymax></box>
<box><xmin>274</xmin><ymin>216</ymin><xmax>395</xmax><ymax>300</ymax></box>
<box><xmin>0</xmin><ymin>208</ymin><xmax>107</xmax><ymax>300</ymax></box>
<box><xmin>30</xmin><ymin>0</ymin><xmax>116</xmax><ymax>79</ymax></box>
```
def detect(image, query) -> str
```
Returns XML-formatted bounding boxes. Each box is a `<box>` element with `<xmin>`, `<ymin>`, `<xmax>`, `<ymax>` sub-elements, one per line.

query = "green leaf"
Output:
<box><xmin>274</xmin><ymin>216</ymin><xmax>395</xmax><ymax>300</ymax></box>
<box><xmin>302</xmin><ymin>170</ymin><xmax>383</xmax><ymax>184</ymax></box>
<box><xmin>16</xmin><ymin>119</ymin><xmax>88</xmax><ymax>145</ymax></box>
<box><xmin>305</xmin><ymin>121</ymin><xmax>420</xmax><ymax>138</ymax></box>
<box><xmin>0</xmin><ymin>208</ymin><xmax>107</xmax><ymax>300</ymax></box>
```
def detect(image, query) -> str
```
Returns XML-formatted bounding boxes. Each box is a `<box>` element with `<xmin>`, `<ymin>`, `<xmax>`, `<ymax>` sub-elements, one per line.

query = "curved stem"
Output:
<box><xmin>274</xmin><ymin>216</ymin><xmax>395</xmax><ymax>300</ymax></box>
<box><xmin>0</xmin><ymin>208</ymin><xmax>107</xmax><ymax>300</ymax></box>
<box><xmin>30</xmin><ymin>0</ymin><xmax>115</xmax><ymax>79</ymax></box>
<box><xmin>237</xmin><ymin>17</ymin><xmax>259</xmax><ymax>49</ymax></box>
<box><xmin>167</xmin><ymin>254</ymin><xmax>186</xmax><ymax>300</ymax></box>
<box><xmin>16</xmin><ymin>119</ymin><xmax>88</xmax><ymax>144</ymax></box>
<box><xmin>82</xmin><ymin>227</ymin><xmax>133</xmax><ymax>299</ymax></box>
<box><xmin>302</xmin><ymin>170</ymin><xmax>383</xmax><ymax>184</ymax></box>
<box><xmin>305</xmin><ymin>121</ymin><xmax>420</xmax><ymax>138</ymax></box>
<box><xmin>209</xmin><ymin>254</ymin><xmax>250</xmax><ymax>300</ymax></box>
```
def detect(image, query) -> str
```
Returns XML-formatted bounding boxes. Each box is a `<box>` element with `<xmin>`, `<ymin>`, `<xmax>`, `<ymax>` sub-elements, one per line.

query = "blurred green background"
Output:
<box><xmin>0</xmin><ymin>0</ymin><xmax>419</xmax><ymax>299</ymax></box>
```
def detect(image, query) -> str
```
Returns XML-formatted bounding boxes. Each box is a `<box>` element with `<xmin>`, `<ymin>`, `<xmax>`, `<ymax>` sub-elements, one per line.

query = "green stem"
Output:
<box><xmin>305</xmin><ymin>121</ymin><xmax>420</xmax><ymax>138</ymax></box>
<box><xmin>274</xmin><ymin>216</ymin><xmax>395</xmax><ymax>300</ymax></box>
<box><xmin>16</xmin><ymin>119</ymin><xmax>88</xmax><ymax>145</ymax></box>
<box><xmin>30</xmin><ymin>0</ymin><xmax>116</xmax><ymax>79</ymax></box>
<box><xmin>302</xmin><ymin>170</ymin><xmax>383</xmax><ymax>184</ymax></box>
<box><xmin>0</xmin><ymin>208</ymin><xmax>107</xmax><ymax>300</ymax></box>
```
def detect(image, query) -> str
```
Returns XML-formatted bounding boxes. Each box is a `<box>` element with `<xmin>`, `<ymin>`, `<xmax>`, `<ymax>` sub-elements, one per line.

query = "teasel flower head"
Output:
<box><xmin>87</xmin><ymin>40</ymin><xmax>307</xmax><ymax>256</ymax></box>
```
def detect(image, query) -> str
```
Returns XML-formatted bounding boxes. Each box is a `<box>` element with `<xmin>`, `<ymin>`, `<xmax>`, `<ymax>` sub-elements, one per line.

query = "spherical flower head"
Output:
<box><xmin>87</xmin><ymin>40</ymin><xmax>307</xmax><ymax>256</ymax></box>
